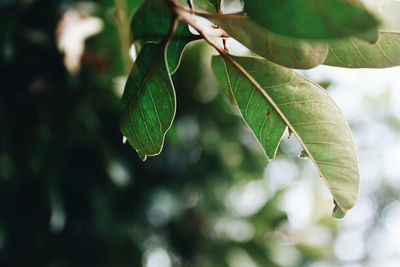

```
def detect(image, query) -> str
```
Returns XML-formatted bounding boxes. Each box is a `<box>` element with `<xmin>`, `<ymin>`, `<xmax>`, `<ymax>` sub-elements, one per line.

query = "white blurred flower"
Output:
<box><xmin>56</xmin><ymin>9</ymin><xmax>103</xmax><ymax>73</ymax></box>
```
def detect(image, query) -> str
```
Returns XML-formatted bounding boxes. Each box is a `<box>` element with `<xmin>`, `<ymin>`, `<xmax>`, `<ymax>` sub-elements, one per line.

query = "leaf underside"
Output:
<box><xmin>212</xmin><ymin>56</ymin><xmax>286</xmax><ymax>160</ymax></box>
<box><xmin>325</xmin><ymin>0</ymin><xmax>400</xmax><ymax>68</ymax></box>
<box><xmin>212</xmin><ymin>55</ymin><xmax>360</xmax><ymax>218</ymax></box>
<box><xmin>203</xmin><ymin>13</ymin><xmax>328</xmax><ymax>69</ymax></box>
<box><xmin>243</xmin><ymin>0</ymin><xmax>379</xmax><ymax>41</ymax></box>
<box><xmin>120</xmin><ymin>43</ymin><xmax>176</xmax><ymax>161</ymax></box>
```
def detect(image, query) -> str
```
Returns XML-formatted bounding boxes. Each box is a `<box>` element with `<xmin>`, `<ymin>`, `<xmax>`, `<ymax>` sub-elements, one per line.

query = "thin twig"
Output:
<box><xmin>216</xmin><ymin>0</ymin><xmax>228</xmax><ymax>51</ymax></box>
<box><xmin>114</xmin><ymin>0</ymin><xmax>132</xmax><ymax>73</ymax></box>
<box><xmin>173</xmin><ymin>6</ymin><xmax>229</xmax><ymax>38</ymax></box>
<box><xmin>187</xmin><ymin>0</ymin><xmax>194</xmax><ymax>13</ymax></box>
<box><xmin>165</xmin><ymin>0</ymin><xmax>230</xmax><ymax>38</ymax></box>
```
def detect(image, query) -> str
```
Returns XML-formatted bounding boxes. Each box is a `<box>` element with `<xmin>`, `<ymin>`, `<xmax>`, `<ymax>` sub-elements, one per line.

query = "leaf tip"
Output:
<box><xmin>265</xmin><ymin>153</ymin><xmax>274</xmax><ymax>162</ymax></box>
<box><xmin>332</xmin><ymin>200</ymin><xmax>346</xmax><ymax>219</ymax></box>
<box><xmin>137</xmin><ymin>150</ymin><xmax>148</xmax><ymax>161</ymax></box>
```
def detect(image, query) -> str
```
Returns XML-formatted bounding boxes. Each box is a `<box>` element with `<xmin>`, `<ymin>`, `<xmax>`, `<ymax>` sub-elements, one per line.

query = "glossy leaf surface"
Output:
<box><xmin>131</xmin><ymin>0</ymin><xmax>197</xmax><ymax>73</ymax></box>
<box><xmin>243</xmin><ymin>0</ymin><xmax>378</xmax><ymax>41</ymax></box>
<box><xmin>120</xmin><ymin>43</ymin><xmax>175</xmax><ymax>160</ymax></box>
<box><xmin>325</xmin><ymin>0</ymin><xmax>400</xmax><ymax>68</ymax></box>
<box><xmin>212</xmin><ymin>55</ymin><xmax>359</xmax><ymax>217</ymax></box>
<box><xmin>203</xmin><ymin>13</ymin><xmax>328</xmax><ymax>69</ymax></box>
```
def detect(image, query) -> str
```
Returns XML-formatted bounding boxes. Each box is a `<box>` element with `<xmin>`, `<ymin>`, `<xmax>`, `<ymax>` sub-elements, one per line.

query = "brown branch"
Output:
<box><xmin>166</xmin><ymin>0</ymin><xmax>230</xmax><ymax>39</ymax></box>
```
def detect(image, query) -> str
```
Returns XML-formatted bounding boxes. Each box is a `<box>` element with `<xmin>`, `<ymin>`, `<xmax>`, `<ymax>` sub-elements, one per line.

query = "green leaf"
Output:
<box><xmin>164</xmin><ymin>40</ymin><xmax>193</xmax><ymax>74</ymax></box>
<box><xmin>212</xmin><ymin>55</ymin><xmax>359</xmax><ymax>217</ymax></box>
<box><xmin>120</xmin><ymin>43</ymin><xmax>176</xmax><ymax>161</ymax></box>
<box><xmin>354</xmin><ymin>27</ymin><xmax>380</xmax><ymax>44</ymax></box>
<box><xmin>325</xmin><ymin>0</ymin><xmax>400</xmax><ymax>68</ymax></box>
<box><xmin>131</xmin><ymin>0</ymin><xmax>197</xmax><ymax>73</ymax></box>
<box><xmin>342</xmin><ymin>0</ymin><xmax>379</xmax><ymax>44</ymax></box>
<box><xmin>333</xmin><ymin>201</ymin><xmax>346</xmax><ymax>219</ymax></box>
<box><xmin>208</xmin><ymin>0</ymin><xmax>221</xmax><ymax>11</ymax></box>
<box><xmin>176</xmin><ymin>0</ymin><xmax>217</xmax><ymax>12</ymax></box>
<box><xmin>212</xmin><ymin>57</ymin><xmax>285</xmax><ymax>160</ymax></box>
<box><xmin>195</xmin><ymin>0</ymin><xmax>218</xmax><ymax>12</ymax></box>
<box><xmin>202</xmin><ymin>13</ymin><xmax>328</xmax><ymax>69</ymax></box>
<box><xmin>243</xmin><ymin>0</ymin><xmax>379</xmax><ymax>40</ymax></box>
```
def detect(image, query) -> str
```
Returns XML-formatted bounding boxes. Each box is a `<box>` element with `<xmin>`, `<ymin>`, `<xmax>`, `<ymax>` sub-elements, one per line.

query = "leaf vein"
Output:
<box><xmin>147</xmin><ymin>83</ymin><xmax>163</xmax><ymax>136</ymax></box>
<box><xmin>304</xmin><ymin>141</ymin><xmax>343</xmax><ymax>146</ymax></box>
<box><xmin>315</xmin><ymin>160</ymin><xmax>357</xmax><ymax>170</ymax></box>
<box><xmin>244</xmin><ymin>88</ymin><xmax>255</xmax><ymax>118</ymax></box>
<box><xmin>277</xmin><ymin>100</ymin><xmax>325</xmax><ymax>107</ymax></box>
<box><xmin>328</xmin><ymin>45</ymin><xmax>348</xmax><ymax>66</ymax></box>
<box><xmin>138</xmin><ymin>98</ymin><xmax>158</xmax><ymax>151</ymax></box>
<box><xmin>291</xmin><ymin>121</ymin><xmax>338</xmax><ymax>126</ymax></box>
<box><xmin>350</xmin><ymin>39</ymin><xmax>370</xmax><ymax>64</ymax></box>
<box><xmin>259</xmin><ymin>110</ymin><xmax>270</xmax><ymax>138</ymax></box>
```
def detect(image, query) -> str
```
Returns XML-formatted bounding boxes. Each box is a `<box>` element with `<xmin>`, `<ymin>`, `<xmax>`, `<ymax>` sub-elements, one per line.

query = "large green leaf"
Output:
<box><xmin>325</xmin><ymin>0</ymin><xmax>400</xmax><ymax>68</ymax></box>
<box><xmin>131</xmin><ymin>0</ymin><xmax>197</xmax><ymax>73</ymax></box>
<box><xmin>243</xmin><ymin>0</ymin><xmax>378</xmax><ymax>41</ymax></box>
<box><xmin>202</xmin><ymin>13</ymin><xmax>328</xmax><ymax>69</ymax></box>
<box><xmin>120</xmin><ymin>43</ymin><xmax>175</xmax><ymax>161</ymax></box>
<box><xmin>212</xmin><ymin>55</ymin><xmax>359</xmax><ymax>218</ymax></box>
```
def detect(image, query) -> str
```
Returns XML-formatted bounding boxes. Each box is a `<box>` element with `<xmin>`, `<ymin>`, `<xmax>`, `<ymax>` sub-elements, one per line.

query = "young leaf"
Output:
<box><xmin>131</xmin><ymin>0</ymin><xmax>197</xmax><ymax>73</ymax></box>
<box><xmin>212</xmin><ymin>55</ymin><xmax>360</xmax><ymax>217</ymax></box>
<box><xmin>324</xmin><ymin>0</ymin><xmax>400</xmax><ymax>68</ymax></box>
<box><xmin>202</xmin><ymin>13</ymin><xmax>328</xmax><ymax>69</ymax></box>
<box><xmin>243</xmin><ymin>0</ymin><xmax>379</xmax><ymax>41</ymax></box>
<box><xmin>120</xmin><ymin>43</ymin><xmax>176</xmax><ymax>161</ymax></box>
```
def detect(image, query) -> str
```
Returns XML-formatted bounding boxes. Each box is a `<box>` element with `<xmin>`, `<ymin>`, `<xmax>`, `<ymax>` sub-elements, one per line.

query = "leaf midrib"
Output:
<box><xmin>120</xmin><ymin>42</ymin><xmax>167</xmax><ymax>125</ymax></box>
<box><xmin>219</xmin><ymin>54</ymin><xmax>348</xmax><ymax>212</ymax></box>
